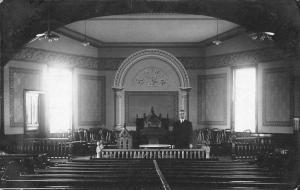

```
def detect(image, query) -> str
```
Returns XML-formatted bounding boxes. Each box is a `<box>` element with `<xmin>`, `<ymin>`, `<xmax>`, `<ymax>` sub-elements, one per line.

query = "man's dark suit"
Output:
<box><xmin>173</xmin><ymin>120</ymin><xmax>193</xmax><ymax>149</ymax></box>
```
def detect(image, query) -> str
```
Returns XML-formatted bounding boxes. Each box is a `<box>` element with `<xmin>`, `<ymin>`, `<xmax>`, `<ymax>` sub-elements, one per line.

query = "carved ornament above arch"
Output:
<box><xmin>113</xmin><ymin>49</ymin><xmax>190</xmax><ymax>90</ymax></box>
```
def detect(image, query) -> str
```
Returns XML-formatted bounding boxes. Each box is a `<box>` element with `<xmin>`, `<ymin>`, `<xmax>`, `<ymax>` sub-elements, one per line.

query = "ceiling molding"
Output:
<box><xmin>55</xmin><ymin>26</ymin><xmax>244</xmax><ymax>49</ymax></box>
<box><xmin>200</xmin><ymin>26</ymin><xmax>247</xmax><ymax>47</ymax></box>
<box><xmin>88</xmin><ymin>14</ymin><xmax>216</xmax><ymax>21</ymax></box>
<box><xmin>99</xmin><ymin>42</ymin><xmax>205</xmax><ymax>48</ymax></box>
<box><xmin>56</xmin><ymin>26</ymin><xmax>205</xmax><ymax>48</ymax></box>
<box><xmin>56</xmin><ymin>26</ymin><xmax>103</xmax><ymax>48</ymax></box>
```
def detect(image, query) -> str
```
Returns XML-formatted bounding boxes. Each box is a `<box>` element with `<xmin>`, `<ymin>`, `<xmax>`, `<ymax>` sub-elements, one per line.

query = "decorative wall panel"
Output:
<box><xmin>135</xmin><ymin>67</ymin><xmax>168</xmax><ymax>88</ymax></box>
<box><xmin>198</xmin><ymin>74</ymin><xmax>227</xmax><ymax>125</ymax></box>
<box><xmin>78</xmin><ymin>75</ymin><xmax>106</xmax><ymax>126</ymax></box>
<box><xmin>125</xmin><ymin>91</ymin><xmax>178</xmax><ymax>126</ymax></box>
<box><xmin>263</xmin><ymin>68</ymin><xmax>292</xmax><ymax>126</ymax></box>
<box><xmin>9</xmin><ymin>67</ymin><xmax>41</xmax><ymax>127</ymax></box>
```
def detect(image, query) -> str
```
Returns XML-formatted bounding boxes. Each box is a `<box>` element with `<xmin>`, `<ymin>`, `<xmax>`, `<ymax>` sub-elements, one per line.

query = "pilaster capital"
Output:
<box><xmin>179</xmin><ymin>87</ymin><xmax>192</xmax><ymax>92</ymax></box>
<box><xmin>112</xmin><ymin>86</ymin><xmax>124</xmax><ymax>91</ymax></box>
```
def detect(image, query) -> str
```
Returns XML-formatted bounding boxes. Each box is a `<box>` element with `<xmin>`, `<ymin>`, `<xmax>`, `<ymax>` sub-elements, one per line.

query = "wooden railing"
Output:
<box><xmin>232</xmin><ymin>137</ymin><xmax>274</xmax><ymax>160</ymax></box>
<box><xmin>5</xmin><ymin>138</ymin><xmax>71</xmax><ymax>159</ymax></box>
<box><xmin>97</xmin><ymin>148</ymin><xmax>209</xmax><ymax>159</ymax></box>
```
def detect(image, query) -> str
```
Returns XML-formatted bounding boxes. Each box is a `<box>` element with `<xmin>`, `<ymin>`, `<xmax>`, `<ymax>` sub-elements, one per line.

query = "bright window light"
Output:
<box><xmin>234</xmin><ymin>67</ymin><xmax>256</xmax><ymax>132</ymax></box>
<box><xmin>48</xmin><ymin>68</ymin><xmax>72</xmax><ymax>133</ymax></box>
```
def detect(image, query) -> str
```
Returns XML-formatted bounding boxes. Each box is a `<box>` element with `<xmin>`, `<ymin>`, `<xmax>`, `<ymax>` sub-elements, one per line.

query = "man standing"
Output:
<box><xmin>173</xmin><ymin>110</ymin><xmax>193</xmax><ymax>149</ymax></box>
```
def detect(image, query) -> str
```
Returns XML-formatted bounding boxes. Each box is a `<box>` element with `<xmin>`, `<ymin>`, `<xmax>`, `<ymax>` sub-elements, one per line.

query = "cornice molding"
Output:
<box><xmin>204</xmin><ymin>48</ymin><xmax>293</xmax><ymax>68</ymax></box>
<box><xmin>13</xmin><ymin>47</ymin><xmax>292</xmax><ymax>70</ymax></box>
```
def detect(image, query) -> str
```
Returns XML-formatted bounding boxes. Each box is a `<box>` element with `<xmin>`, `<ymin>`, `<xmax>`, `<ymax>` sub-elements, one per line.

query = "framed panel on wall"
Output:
<box><xmin>262</xmin><ymin>67</ymin><xmax>293</xmax><ymax>127</ymax></box>
<box><xmin>197</xmin><ymin>73</ymin><xmax>227</xmax><ymax>125</ymax></box>
<box><xmin>125</xmin><ymin>91</ymin><xmax>178</xmax><ymax>126</ymax></box>
<box><xmin>9</xmin><ymin>67</ymin><xmax>41</xmax><ymax>128</ymax></box>
<box><xmin>78</xmin><ymin>75</ymin><xmax>106</xmax><ymax>126</ymax></box>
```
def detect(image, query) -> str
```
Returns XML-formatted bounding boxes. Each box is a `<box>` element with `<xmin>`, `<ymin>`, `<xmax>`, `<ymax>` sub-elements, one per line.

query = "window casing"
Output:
<box><xmin>233</xmin><ymin>67</ymin><xmax>256</xmax><ymax>132</ymax></box>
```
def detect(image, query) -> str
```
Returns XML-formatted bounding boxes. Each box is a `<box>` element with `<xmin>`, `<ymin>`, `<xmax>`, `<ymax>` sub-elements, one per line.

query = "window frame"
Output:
<box><xmin>232</xmin><ymin>65</ymin><xmax>258</xmax><ymax>133</ymax></box>
<box><xmin>47</xmin><ymin>67</ymin><xmax>73</xmax><ymax>134</ymax></box>
<box><xmin>23</xmin><ymin>90</ymin><xmax>44</xmax><ymax>132</ymax></box>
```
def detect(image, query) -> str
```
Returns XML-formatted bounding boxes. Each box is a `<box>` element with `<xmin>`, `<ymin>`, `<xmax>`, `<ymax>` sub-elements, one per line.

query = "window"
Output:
<box><xmin>25</xmin><ymin>91</ymin><xmax>40</xmax><ymax>131</ymax></box>
<box><xmin>47</xmin><ymin>68</ymin><xmax>72</xmax><ymax>133</ymax></box>
<box><xmin>233</xmin><ymin>67</ymin><xmax>256</xmax><ymax>132</ymax></box>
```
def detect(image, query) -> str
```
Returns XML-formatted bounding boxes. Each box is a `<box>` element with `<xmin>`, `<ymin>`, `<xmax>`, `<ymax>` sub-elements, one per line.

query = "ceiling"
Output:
<box><xmin>62</xmin><ymin>14</ymin><xmax>238</xmax><ymax>43</ymax></box>
<box><xmin>1</xmin><ymin>0</ymin><xmax>299</xmax><ymax>64</ymax></box>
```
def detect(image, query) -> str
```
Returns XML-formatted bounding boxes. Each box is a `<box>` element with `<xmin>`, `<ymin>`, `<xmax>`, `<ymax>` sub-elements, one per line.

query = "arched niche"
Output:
<box><xmin>113</xmin><ymin>49</ymin><xmax>191</xmax><ymax>129</ymax></box>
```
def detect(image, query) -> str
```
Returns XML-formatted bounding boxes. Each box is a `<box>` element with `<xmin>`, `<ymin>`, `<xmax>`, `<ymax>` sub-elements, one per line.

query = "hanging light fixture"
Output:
<box><xmin>82</xmin><ymin>20</ymin><xmax>90</xmax><ymax>47</ymax></box>
<box><xmin>29</xmin><ymin>9</ymin><xmax>60</xmax><ymax>43</ymax></box>
<box><xmin>212</xmin><ymin>18</ymin><xmax>222</xmax><ymax>46</ymax></box>
<box><xmin>249</xmin><ymin>31</ymin><xmax>275</xmax><ymax>41</ymax></box>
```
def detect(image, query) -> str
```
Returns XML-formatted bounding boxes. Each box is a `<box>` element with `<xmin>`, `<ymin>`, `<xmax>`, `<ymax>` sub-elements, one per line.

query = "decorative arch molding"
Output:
<box><xmin>113</xmin><ymin>49</ymin><xmax>191</xmax><ymax>89</ymax></box>
<box><xmin>112</xmin><ymin>49</ymin><xmax>191</xmax><ymax>129</ymax></box>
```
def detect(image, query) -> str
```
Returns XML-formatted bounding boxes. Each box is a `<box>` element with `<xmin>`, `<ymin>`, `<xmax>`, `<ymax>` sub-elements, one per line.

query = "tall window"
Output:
<box><xmin>48</xmin><ymin>68</ymin><xmax>72</xmax><ymax>133</ymax></box>
<box><xmin>233</xmin><ymin>67</ymin><xmax>256</xmax><ymax>132</ymax></box>
<box><xmin>25</xmin><ymin>91</ymin><xmax>39</xmax><ymax>131</ymax></box>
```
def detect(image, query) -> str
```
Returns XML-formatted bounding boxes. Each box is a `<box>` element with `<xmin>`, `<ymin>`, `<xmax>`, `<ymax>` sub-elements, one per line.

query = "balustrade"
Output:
<box><xmin>232</xmin><ymin>137</ymin><xmax>275</xmax><ymax>160</ymax></box>
<box><xmin>97</xmin><ymin>148</ymin><xmax>209</xmax><ymax>159</ymax></box>
<box><xmin>5</xmin><ymin>138</ymin><xmax>71</xmax><ymax>159</ymax></box>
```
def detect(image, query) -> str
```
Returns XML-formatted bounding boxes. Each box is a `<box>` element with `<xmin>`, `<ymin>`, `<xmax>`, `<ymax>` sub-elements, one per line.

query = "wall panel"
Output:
<box><xmin>198</xmin><ymin>74</ymin><xmax>227</xmax><ymax>125</ymax></box>
<box><xmin>78</xmin><ymin>75</ymin><xmax>106</xmax><ymax>126</ymax></box>
<box><xmin>125</xmin><ymin>91</ymin><xmax>178</xmax><ymax>126</ymax></box>
<box><xmin>9</xmin><ymin>67</ymin><xmax>41</xmax><ymax>128</ymax></box>
<box><xmin>263</xmin><ymin>67</ymin><xmax>291</xmax><ymax>126</ymax></box>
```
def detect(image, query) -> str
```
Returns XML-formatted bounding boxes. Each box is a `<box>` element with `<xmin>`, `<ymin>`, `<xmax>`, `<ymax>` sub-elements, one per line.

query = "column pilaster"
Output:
<box><xmin>179</xmin><ymin>87</ymin><xmax>191</xmax><ymax>120</ymax></box>
<box><xmin>113</xmin><ymin>87</ymin><xmax>124</xmax><ymax>130</ymax></box>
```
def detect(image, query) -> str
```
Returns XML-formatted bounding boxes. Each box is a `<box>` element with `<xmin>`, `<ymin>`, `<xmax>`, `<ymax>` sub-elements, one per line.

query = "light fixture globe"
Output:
<box><xmin>45</xmin><ymin>32</ymin><xmax>60</xmax><ymax>42</ymax></box>
<box><xmin>212</xmin><ymin>40</ymin><xmax>222</xmax><ymax>46</ymax></box>
<box><xmin>82</xmin><ymin>40</ymin><xmax>90</xmax><ymax>47</ymax></box>
<box><xmin>82</xmin><ymin>20</ymin><xmax>90</xmax><ymax>47</ymax></box>
<box><xmin>212</xmin><ymin>18</ymin><xmax>222</xmax><ymax>46</ymax></box>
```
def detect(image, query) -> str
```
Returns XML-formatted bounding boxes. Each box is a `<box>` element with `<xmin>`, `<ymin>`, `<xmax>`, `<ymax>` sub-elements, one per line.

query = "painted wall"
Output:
<box><xmin>4</xmin><ymin>55</ymin><xmax>297</xmax><ymax>134</ymax></box>
<box><xmin>3</xmin><ymin>33</ymin><xmax>298</xmax><ymax>135</ymax></box>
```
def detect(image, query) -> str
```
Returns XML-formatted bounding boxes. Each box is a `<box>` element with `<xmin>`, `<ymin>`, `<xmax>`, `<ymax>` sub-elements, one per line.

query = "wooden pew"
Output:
<box><xmin>0</xmin><ymin>153</ymin><xmax>49</xmax><ymax>182</ymax></box>
<box><xmin>1</xmin><ymin>158</ymin><xmax>293</xmax><ymax>189</ymax></box>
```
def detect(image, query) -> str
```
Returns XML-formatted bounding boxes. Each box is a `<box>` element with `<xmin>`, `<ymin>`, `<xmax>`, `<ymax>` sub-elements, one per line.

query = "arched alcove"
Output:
<box><xmin>113</xmin><ymin>49</ymin><xmax>191</xmax><ymax>129</ymax></box>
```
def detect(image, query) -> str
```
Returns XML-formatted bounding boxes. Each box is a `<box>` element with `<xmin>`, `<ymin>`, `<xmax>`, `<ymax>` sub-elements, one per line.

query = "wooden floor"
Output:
<box><xmin>1</xmin><ymin>158</ymin><xmax>292</xmax><ymax>190</ymax></box>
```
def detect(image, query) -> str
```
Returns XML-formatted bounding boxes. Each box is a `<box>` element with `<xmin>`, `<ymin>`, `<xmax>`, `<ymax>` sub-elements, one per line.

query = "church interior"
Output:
<box><xmin>0</xmin><ymin>0</ymin><xmax>300</xmax><ymax>189</ymax></box>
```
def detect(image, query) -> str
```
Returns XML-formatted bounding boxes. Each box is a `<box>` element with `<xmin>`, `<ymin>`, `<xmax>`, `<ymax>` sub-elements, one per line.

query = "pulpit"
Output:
<box><xmin>136</xmin><ymin>107</ymin><xmax>170</xmax><ymax>145</ymax></box>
